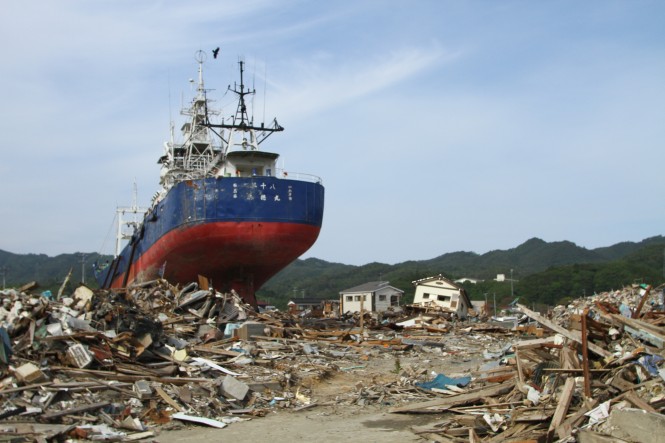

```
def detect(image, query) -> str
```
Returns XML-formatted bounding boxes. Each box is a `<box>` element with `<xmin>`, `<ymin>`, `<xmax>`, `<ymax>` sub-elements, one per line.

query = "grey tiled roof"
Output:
<box><xmin>340</xmin><ymin>281</ymin><xmax>403</xmax><ymax>294</ymax></box>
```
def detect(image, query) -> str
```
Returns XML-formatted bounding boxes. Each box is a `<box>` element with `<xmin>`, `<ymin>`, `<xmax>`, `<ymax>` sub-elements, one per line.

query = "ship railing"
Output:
<box><xmin>275</xmin><ymin>169</ymin><xmax>322</xmax><ymax>184</ymax></box>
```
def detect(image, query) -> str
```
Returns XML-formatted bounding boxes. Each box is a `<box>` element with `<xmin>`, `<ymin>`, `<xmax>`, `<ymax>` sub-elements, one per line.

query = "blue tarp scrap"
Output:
<box><xmin>0</xmin><ymin>327</ymin><xmax>11</xmax><ymax>364</ymax></box>
<box><xmin>416</xmin><ymin>373</ymin><xmax>472</xmax><ymax>390</ymax></box>
<box><xmin>637</xmin><ymin>354</ymin><xmax>664</xmax><ymax>376</ymax></box>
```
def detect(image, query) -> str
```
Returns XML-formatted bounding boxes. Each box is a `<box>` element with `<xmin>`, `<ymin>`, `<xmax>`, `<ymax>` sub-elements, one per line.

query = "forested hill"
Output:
<box><xmin>1</xmin><ymin>236</ymin><xmax>663</xmax><ymax>308</ymax></box>
<box><xmin>258</xmin><ymin>236</ymin><xmax>665</xmax><ymax>307</ymax></box>
<box><xmin>0</xmin><ymin>250</ymin><xmax>111</xmax><ymax>290</ymax></box>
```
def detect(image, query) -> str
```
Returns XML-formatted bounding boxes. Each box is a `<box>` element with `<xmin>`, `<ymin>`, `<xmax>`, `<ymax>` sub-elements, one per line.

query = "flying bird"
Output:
<box><xmin>212</xmin><ymin>47</ymin><xmax>220</xmax><ymax>59</ymax></box>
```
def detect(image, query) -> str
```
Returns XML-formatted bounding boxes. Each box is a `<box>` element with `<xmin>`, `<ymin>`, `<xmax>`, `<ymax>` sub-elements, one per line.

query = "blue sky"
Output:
<box><xmin>1</xmin><ymin>0</ymin><xmax>663</xmax><ymax>266</ymax></box>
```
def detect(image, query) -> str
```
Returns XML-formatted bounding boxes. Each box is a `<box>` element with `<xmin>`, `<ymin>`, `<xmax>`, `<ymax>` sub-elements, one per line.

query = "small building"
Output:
<box><xmin>412</xmin><ymin>274</ymin><xmax>472</xmax><ymax>319</ymax></box>
<box><xmin>339</xmin><ymin>281</ymin><xmax>403</xmax><ymax>314</ymax></box>
<box><xmin>454</xmin><ymin>277</ymin><xmax>483</xmax><ymax>284</ymax></box>
<box><xmin>288</xmin><ymin>297</ymin><xmax>325</xmax><ymax>316</ymax></box>
<box><xmin>287</xmin><ymin>297</ymin><xmax>340</xmax><ymax>317</ymax></box>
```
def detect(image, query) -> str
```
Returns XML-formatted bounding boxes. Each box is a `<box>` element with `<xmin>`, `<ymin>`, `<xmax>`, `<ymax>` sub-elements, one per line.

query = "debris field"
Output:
<box><xmin>1</xmin><ymin>279</ymin><xmax>664</xmax><ymax>442</ymax></box>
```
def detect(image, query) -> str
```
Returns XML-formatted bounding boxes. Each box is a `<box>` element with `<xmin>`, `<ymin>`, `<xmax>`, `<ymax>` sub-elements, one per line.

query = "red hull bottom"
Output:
<box><xmin>107</xmin><ymin>221</ymin><xmax>321</xmax><ymax>305</ymax></box>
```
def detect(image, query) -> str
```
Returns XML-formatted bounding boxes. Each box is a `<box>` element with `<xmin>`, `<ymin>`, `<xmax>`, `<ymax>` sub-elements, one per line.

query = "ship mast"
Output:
<box><xmin>205</xmin><ymin>60</ymin><xmax>284</xmax><ymax>149</ymax></box>
<box><xmin>115</xmin><ymin>182</ymin><xmax>148</xmax><ymax>257</ymax></box>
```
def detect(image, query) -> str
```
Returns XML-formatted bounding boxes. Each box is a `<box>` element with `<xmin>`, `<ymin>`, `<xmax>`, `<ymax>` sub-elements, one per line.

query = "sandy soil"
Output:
<box><xmin>152</xmin><ymin>348</ymin><xmax>484</xmax><ymax>443</ymax></box>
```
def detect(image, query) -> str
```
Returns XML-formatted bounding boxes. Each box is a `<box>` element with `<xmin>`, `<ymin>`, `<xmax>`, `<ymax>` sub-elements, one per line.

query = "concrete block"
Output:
<box><xmin>14</xmin><ymin>362</ymin><xmax>48</xmax><ymax>384</ymax></box>
<box><xmin>67</xmin><ymin>343</ymin><xmax>93</xmax><ymax>368</ymax></box>
<box><xmin>234</xmin><ymin>322</ymin><xmax>266</xmax><ymax>341</ymax></box>
<box><xmin>221</xmin><ymin>375</ymin><xmax>249</xmax><ymax>400</ymax></box>
<box><xmin>247</xmin><ymin>381</ymin><xmax>282</xmax><ymax>393</ymax></box>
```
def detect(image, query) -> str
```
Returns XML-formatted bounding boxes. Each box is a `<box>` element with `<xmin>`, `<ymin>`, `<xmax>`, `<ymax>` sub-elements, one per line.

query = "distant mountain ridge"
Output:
<box><xmin>418</xmin><ymin>236</ymin><xmax>661</xmax><ymax>278</ymax></box>
<box><xmin>259</xmin><ymin>236</ymin><xmax>665</xmax><ymax>303</ymax></box>
<box><xmin>1</xmin><ymin>236</ymin><xmax>663</xmax><ymax>303</ymax></box>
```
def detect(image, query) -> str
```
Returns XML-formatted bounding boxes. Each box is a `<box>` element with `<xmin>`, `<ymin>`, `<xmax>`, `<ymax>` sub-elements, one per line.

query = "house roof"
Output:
<box><xmin>288</xmin><ymin>297</ymin><xmax>327</xmax><ymax>305</ymax></box>
<box><xmin>412</xmin><ymin>274</ymin><xmax>460</xmax><ymax>288</ymax></box>
<box><xmin>340</xmin><ymin>281</ymin><xmax>404</xmax><ymax>295</ymax></box>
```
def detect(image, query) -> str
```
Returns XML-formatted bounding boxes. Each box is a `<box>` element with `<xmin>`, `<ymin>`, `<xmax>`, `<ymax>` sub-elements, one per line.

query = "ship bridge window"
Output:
<box><xmin>235</xmin><ymin>166</ymin><xmax>268</xmax><ymax>177</ymax></box>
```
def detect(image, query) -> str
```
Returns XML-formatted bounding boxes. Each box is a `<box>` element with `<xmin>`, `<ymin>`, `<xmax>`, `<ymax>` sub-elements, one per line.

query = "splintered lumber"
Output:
<box><xmin>556</xmin><ymin>398</ymin><xmax>597</xmax><ymax>440</ymax></box>
<box><xmin>633</xmin><ymin>285</ymin><xmax>652</xmax><ymax>319</ymax></box>
<box><xmin>581</xmin><ymin>308</ymin><xmax>592</xmax><ymax>397</ymax></box>
<box><xmin>154</xmin><ymin>385</ymin><xmax>184</xmax><ymax>412</ymax></box>
<box><xmin>50</xmin><ymin>366</ymin><xmax>210</xmax><ymax>385</ymax></box>
<box><xmin>517</xmin><ymin>304</ymin><xmax>611</xmax><ymax>358</ymax></box>
<box><xmin>42</xmin><ymin>401</ymin><xmax>111</xmax><ymax>420</ymax></box>
<box><xmin>609</xmin><ymin>314</ymin><xmax>665</xmax><ymax>348</ymax></box>
<box><xmin>623</xmin><ymin>390</ymin><xmax>658</xmax><ymax>413</ymax></box>
<box><xmin>513</xmin><ymin>336</ymin><xmax>557</xmax><ymax>350</ymax></box>
<box><xmin>389</xmin><ymin>380</ymin><xmax>516</xmax><ymax>413</ymax></box>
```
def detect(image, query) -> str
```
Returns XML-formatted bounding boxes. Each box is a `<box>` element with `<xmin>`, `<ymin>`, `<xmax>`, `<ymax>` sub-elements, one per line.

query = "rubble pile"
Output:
<box><xmin>0</xmin><ymin>280</ymin><xmax>664</xmax><ymax>442</ymax></box>
<box><xmin>394</xmin><ymin>283</ymin><xmax>665</xmax><ymax>442</ymax></box>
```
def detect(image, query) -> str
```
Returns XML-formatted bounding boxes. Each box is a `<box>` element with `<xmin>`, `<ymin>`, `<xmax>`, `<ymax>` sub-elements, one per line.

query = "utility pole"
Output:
<box><xmin>80</xmin><ymin>253</ymin><xmax>86</xmax><ymax>284</ymax></box>
<box><xmin>493</xmin><ymin>292</ymin><xmax>497</xmax><ymax>318</ymax></box>
<box><xmin>1</xmin><ymin>266</ymin><xmax>6</xmax><ymax>290</ymax></box>
<box><xmin>510</xmin><ymin>268</ymin><xmax>514</xmax><ymax>298</ymax></box>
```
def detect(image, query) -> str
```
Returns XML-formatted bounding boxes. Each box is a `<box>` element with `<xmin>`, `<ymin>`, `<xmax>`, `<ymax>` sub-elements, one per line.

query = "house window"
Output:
<box><xmin>346</xmin><ymin>296</ymin><xmax>353</xmax><ymax>302</ymax></box>
<box><xmin>451</xmin><ymin>300</ymin><xmax>458</xmax><ymax>308</ymax></box>
<box><xmin>422</xmin><ymin>293</ymin><xmax>430</xmax><ymax>299</ymax></box>
<box><xmin>437</xmin><ymin>295</ymin><xmax>451</xmax><ymax>303</ymax></box>
<box><xmin>379</xmin><ymin>295</ymin><xmax>386</xmax><ymax>301</ymax></box>
<box><xmin>354</xmin><ymin>295</ymin><xmax>362</xmax><ymax>301</ymax></box>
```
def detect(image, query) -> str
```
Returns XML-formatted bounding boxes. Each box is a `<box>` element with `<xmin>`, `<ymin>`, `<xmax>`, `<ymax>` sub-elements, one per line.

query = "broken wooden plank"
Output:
<box><xmin>389</xmin><ymin>380</ymin><xmax>516</xmax><ymax>413</ymax></box>
<box><xmin>633</xmin><ymin>285</ymin><xmax>652</xmax><ymax>319</ymax></box>
<box><xmin>154</xmin><ymin>385</ymin><xmax>183</xmax><ymax>412</ymax></box>
<box><xmin>623</xmin><ymin>390</ymin><xmax>658</xmax><ymax>413</ymax></box>
<box><xmin>517</xmin><ymin>304</ymin><xmax>611</xmax><ymax>358</ymax></box>
<box><xmin>546</xmin><ymin>377</ymin><xmax>576</xmax><ymax>442</ymax></box>
<box><xmin>610</xmin><ymin>314</ymin><xmax>665</xmax><ymax>348</ymax></box>
<box><xmin>0</xmin><ymin>381</ymin><xmax>53</xmax><ymax>395</ymax></box>
<box><xmin>581</xmin><ymin>308</ymin><xmax>592</xmax><ymax>397</ymax></box>
<box><xmin>556</xmin><ymin>398</ymin><xmax>597</xmax><ymax>440</ymax></box>
<box><xmin>41</xmin><ymin>401</ymin><xmax>110</xmax><ymax>420</ymax></box>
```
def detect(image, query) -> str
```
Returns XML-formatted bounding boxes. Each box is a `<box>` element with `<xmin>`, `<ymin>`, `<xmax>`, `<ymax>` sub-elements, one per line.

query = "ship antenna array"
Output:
<box><xmin>204</xmin><ymin>59</ymin><xmax>284</xmax><ymax>144</ymax></box>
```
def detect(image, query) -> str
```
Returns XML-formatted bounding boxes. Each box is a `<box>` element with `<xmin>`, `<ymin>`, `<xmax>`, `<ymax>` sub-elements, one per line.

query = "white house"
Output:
<box><xmin>339</xmin><ymin>281</ymin><xmax>403</xmax><ymax>314</ymax></box>
<box><xmin>412</xmin><ymin>274</ymin><xmax>472</xmax><ymax>319</ymax></box>
<box><xmin>454</xmin><ymin>277</ymin><xmax>483</xmax><ymax>284</ymax></box>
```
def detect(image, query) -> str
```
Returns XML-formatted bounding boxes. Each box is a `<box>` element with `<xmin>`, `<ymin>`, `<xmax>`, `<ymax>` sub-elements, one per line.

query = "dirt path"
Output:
<box><xmin>153</xmin><ymin>348</ymin><xmax>484</xmax><ymax>442</ymax></box>
<box><xmin>153</xmin><ymin>406</ymin><xmax>434</xmax><ymax>443</ymax></box>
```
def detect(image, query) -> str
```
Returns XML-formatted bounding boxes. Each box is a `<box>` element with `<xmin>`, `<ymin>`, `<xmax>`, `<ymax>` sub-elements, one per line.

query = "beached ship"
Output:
<box><xmin>94</xmin><ymin>51</ymin><xmax>324</xmax><ymax>306</ymax></box>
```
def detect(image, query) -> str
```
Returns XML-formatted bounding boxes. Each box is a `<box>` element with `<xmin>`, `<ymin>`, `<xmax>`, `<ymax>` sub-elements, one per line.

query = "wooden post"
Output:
<box><xmin>359</xmin><ymin>295</ymin><xmax>364</xmax><ymax>339</ymax></box>
<box><xmin>633</xmin><ymin>285</ymin><xmax>652</xmax><ymax>319</ymax></box>
<box><xmin>515</xmin><ymin>349</ymin><xmax>525</xmax><ymax>384</ymax></box>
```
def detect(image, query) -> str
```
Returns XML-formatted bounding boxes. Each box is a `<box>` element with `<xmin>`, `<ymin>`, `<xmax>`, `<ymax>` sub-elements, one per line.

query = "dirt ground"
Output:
<box><xmin>153</xmin><ymin>348</ymin><xmax>484</xmax><ymax>442</ymax></box>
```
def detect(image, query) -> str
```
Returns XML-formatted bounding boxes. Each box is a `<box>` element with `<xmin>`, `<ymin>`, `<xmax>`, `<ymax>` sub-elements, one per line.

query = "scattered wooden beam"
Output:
<box><xmin>581</xmin><ymin>308</ymin><xmax>592</xmax><ymax>397</ymax></box>
<box><xmin>517</xmin><ymin>304</ymin><xmax>611</xmax><ymax>358</ymax></box>
<box><xmin>633</xmin><ymin>285</ymin><xmax>652</xmax><ymax>319</ymax></box>
<box><xmin>546</xmin><ymin>377</ymin><xmax>576</xmax><ymax>442</ymax></box>
<box><xmin>610</xmin><ymin>314</ymin><xmax>665</xmax><ymax>348</ymax></box>
<box><xmin>41</xmin><ymin>401</ymin><xmax>111</xmax><ymax>420</ymax></box>
<box><xmin>390</xmin><ymin>380</ymin><xmax>516</xmax><ymax>413</ymax></box>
